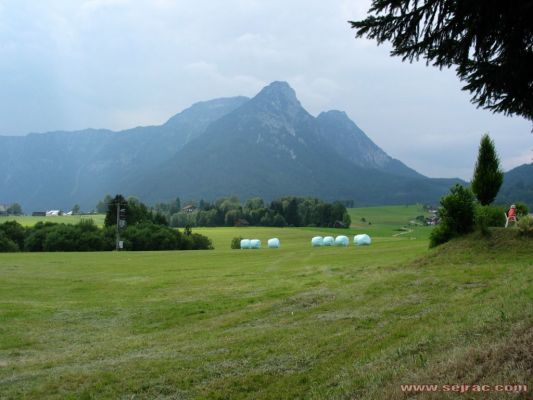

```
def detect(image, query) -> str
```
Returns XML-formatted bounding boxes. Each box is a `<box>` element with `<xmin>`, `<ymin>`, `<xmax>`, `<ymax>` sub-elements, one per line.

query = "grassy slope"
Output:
<box><xmin>0</xmin><ymin>214</ymin><xmax>106</xmax><ymax>227</ymax></box>
<box><xmin>0</xmin><ymin>225</ymin><xmax>531</xmax><ymax>399</ymax></box>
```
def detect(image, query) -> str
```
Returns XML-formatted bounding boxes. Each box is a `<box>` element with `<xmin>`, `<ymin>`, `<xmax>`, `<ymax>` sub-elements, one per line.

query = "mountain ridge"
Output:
<box><xmin>1</xmin><ymin>81</ymin><xmax>467</xmax><ymax>211</ymax></box>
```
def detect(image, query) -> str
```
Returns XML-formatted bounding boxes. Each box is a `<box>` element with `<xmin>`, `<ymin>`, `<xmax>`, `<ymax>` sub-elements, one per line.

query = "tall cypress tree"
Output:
<box><xmin>471</xmin><ymin>134</ymin><xmax>504</xmax><ymax>205</ymax></box>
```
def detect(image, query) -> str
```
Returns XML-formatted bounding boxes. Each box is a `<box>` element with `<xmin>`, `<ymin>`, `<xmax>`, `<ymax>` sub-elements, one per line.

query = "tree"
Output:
<box><xmin>429</xmin><ymin>184</ymin><xmax>476</xmax><ymax>247</ymax></box>
<box><xmin>96</xmin><ymin>195</ymin><xmax>112</xmax><ymax>214</ymax></box>
<box><xmin>350</xmin><ymin>1</ymin><xmax>533</xmax><ymax>121</ymax></box>
<box><xmin>471</xmin><ymin>134</ymin><xmax>504</xmax><ymax>205</ymax></box>
<box><xmin>104</xmin><ymin>195</ymin><xmax>128</xmax><ymax>227</ymax></box>
<box><xmin>7</xmin><ymin>203</ymin><xmax>22</xmax><ymax>215</ymax></box>
<box><xmin>285</xmin><ymin>198</ymin><xmax>300</xmax><ymax>226</ymax></box>
<box><xmin>72</xmin><ymin>204</ymin><xmax>81</xmax><ymax>214</ymax></box>
<box><xmin>169</xmin><ymin>197</ymin><xmax>181</xmax><ymax>214</ymax></box>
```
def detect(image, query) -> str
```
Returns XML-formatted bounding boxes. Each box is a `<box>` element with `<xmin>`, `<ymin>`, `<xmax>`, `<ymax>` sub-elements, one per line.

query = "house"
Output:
<box><xmin>32</xmin><ymin>211</ymin><xmax>46</xmax><ymax>216</ymax></box>
<box><xmin>0</xmin><ymin>204</ymin><xmax>7</xmax><ymax>216</ymax></box>
<box><xmin>235</xmin><ymin>218</ymin><xmax>250</xmax><ymax>227</ymax></box>
<box><xmin>426</xmin><ymin>215</ymin><xmax>440</xmax><ymax>225</ymax></box>
<box><xmin>46</xmin><ymin>210</ymin><xmax>63</xmax><ymax>216</ymax></box>
<box><xmin>182</xmin><ymin>205</ymin><xmax>197</xmax><ymax>213</ymax></box>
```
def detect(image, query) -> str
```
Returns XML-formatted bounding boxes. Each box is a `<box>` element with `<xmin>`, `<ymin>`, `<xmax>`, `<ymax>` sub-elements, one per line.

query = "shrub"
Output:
<box><xmin>42</xmin><ymin>225</ymin><xmax>79</xmax><ymax>252</ymax></box>
<box><xmin>0</xmin><ymin>221</ymin><xmax>26</xmax><ymax>249</ymax></box>
<box><xmin>122</xmin><ymin>223</ymin><xmax>180</xmax><ymax>251</ymax></box>
<box><xmin>15</xmin><ymin>220</ymin><xmax>213</xmax><ymax>252</ymax></box>
<box><xmin>231</xmin><ymin>236</ymin><xmax>243</xmax><ymax>249</ymax></box>
<box><xmin>185</xmin><ymin>233</ymin><xmax>213</xmax><ymax>250</ymax></box>
<box><xmin>515</xmin><ymin>202</ymin><xmax>529</xmax><ymax>217</ymax></box>
<box><xmin>517</xmin><ymin>216</ymin><xmax>533</xmax><ymax>237</ymax></box>
<box><xmin>430</xmin><ymin>184</ymin><xmax>475</xmax><ymax>247</ymax></box>
<box><xmin>0</xmin><ymin>231</ymin><xmax>19</xmax><ymax>252</ymax></box>
<box><xmin>121</xmin><ymin>223</ymin><xmax>212</xmax><ymax>251</ymax></box>
<box><xmin>24</xmin><ymin>222</ymin><xmax>58</xmax><ymax>251</ymax></box>
<box><xmin>475</xmin><ymin>205</ymin><xmax>507</xmax><ymax>235</ymax></box>
<box><xmin>428</xmin><ymin>223</ymin><xmax>454</xmax><ymax>247</ymax></box>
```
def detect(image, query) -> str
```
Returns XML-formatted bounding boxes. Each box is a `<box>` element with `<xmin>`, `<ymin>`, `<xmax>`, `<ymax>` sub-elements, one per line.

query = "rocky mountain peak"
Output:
<box><xmin>249</xmin><ymin>81</ymin><xmax>303</xmax><ymax>116</ymax></box>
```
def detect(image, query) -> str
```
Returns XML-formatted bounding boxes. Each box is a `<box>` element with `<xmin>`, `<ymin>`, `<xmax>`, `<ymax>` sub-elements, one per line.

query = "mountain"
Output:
<box><xmin>497</xmin><ymin>163</ymin><xmax>533</xmax><ymax>209</ymax></box>
<box><xmin>316</xmin><ymin>110</ymin><xmax>422</xmax><ymax>178</ymax></box>
<box><xmin>0</xmin><ymin>97</ymin><xmax>248</xmax><ymax>210</ymax></box>
<box><xmin>132</xmin><ymin>81</ymin><xmax>460</xmax><ymax>205</ymax></box>
<box><xmin>0</xmin><ymin>81</ymin><xmax>464</xmax><ymax>211</ymax></box>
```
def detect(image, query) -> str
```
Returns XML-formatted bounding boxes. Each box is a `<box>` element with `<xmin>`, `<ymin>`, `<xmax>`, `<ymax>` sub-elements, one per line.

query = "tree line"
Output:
<box><xmin>149</xmin><ymin>196</ymin><xmax>352</xmax><ymax>228</ymax></box>
<box><xmin>0</xmin><ymin>195</ymin><xmax>213</xmax><ymax>252</ymax></box>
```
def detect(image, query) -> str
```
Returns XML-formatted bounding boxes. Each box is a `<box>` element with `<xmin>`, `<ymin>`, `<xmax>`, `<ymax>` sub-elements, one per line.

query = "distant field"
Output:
<box><xmin>0</xmin><ymin>214</ymin><xmax>106</xmax><ymax>227</ymax></box>
<box><xmin>1</xmin><ymin>205</ymin><xmax>430</xmax><ymax>239</ymax></box>
<box><xmin>0</xmin><ymin>224</ymin><xmax>531</xmax><ymax>399</ymax></box>
<box><xmin>348</xmin><ymin>204</ymin><xmax>429</xmax><ymax>225</ymax></box>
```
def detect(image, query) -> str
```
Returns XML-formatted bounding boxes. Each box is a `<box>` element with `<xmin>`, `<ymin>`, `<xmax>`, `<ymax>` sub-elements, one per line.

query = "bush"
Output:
<box><xmin>180</xmin><ymin>232</ymin><xmax>214</xmax><ymax>250</ymax></box>
<box><xmin>24</xmin><ymin>222</ymin><xmax>58</xmax><ymax>251</ymax></box>
<box><xmin>4</xmin><ymin>219</ymin><xmax>213</xmax><ymax>253</ymax></box>
<box><xmin>0</xmin><ymin>231</ymin><xmax>19</xmax><ymax>252</ymax></box>
<box><xmin>515</xmin><ymin>202</ymin><xmax>529</xmax><ymax>217</ymax></box>
<box><xmin>0</xmin><ymin>221</ymin><xmax>26</xmax><ymax>249</ymax></box>
<box><xmin>517</xmin><ymin>216</ymin><xmax>533</xmax><ymax>237</ymax></box>
<box><xmin>231</xmin><ymin>236</ymin><xmax>243</xmax><ymax>249</ymax></box>
<box><xmin>122</xmin><ymin>223</ymin><xmax>181</xmax><ymax>251</ymax></box>
<box><xmin>430</xmin><ymin>184</ymin><xmax>475</xmax><ymax>248</ymax></box>
<box><xmin>475</xmin><ymin>205</ymin><xmax>507</xmax><ymax>235</ymax></box>
<box><xmin>42</xmin><ymin>225</ymin><xmax>79</xmax><ymax>251</ymax></box>
<box><xmin>121</xmin><ymin>223</ymin><xmax>212</xmax><ymax>251</ymax></box>
<box><xmin>428</xmin><ymin>223</ymin><xmax>454</xmax><ymax>247</ymax></box>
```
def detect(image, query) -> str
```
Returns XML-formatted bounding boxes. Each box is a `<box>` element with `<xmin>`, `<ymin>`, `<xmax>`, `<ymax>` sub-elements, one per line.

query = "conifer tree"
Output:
<box><xmin>471</xmin><ymin>134</ymin><xmax>504</xmax><ymax>205</ymax></box>
<box><xmin>350</xmin><ymin>1</ymin><xmax>533</xmax><ymax>121</ymax></box>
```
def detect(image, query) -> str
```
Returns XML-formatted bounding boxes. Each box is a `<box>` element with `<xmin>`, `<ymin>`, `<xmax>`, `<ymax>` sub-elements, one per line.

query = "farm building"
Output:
<box><xmin>46</xmin><ymin>210</ymin><xmax>63</xmax><ymax>216</ymax></box>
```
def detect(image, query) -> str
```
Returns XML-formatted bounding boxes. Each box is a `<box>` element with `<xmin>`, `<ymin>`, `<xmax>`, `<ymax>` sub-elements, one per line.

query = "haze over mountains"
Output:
<box><xmin>0</xmin><ymin>80</ymin><xmax>499</xmax><ymax>211</ymax></box>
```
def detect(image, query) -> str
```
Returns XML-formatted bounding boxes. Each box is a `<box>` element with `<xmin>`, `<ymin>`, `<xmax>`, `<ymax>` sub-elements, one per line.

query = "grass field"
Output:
<box><xmin>0</xmin><ymin>214</ymin><xmax>106</xmax><ymax>227</ymax></box>
<box><xmin>0</xmin><ymin>210</ymin><xmax>531</xmax><ymax>399</ymax></box>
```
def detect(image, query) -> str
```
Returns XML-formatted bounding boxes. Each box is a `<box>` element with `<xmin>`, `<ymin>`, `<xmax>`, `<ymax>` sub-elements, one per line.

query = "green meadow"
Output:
<box><xmin>0</xmin><ymin>214</ymin><xmax>106</xmax><ymax>227</ymax></box>
<box><xmin>0</xmin><ymin>207</ymin><xmax>531</xmax><ymax>399</ymax></box>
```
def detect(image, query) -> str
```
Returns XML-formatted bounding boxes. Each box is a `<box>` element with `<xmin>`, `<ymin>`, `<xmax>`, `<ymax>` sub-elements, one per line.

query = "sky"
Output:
<box><xmin>0</xmin><ymin>0</ymin><xmax>531</xmax><ymax>180</ymax></box>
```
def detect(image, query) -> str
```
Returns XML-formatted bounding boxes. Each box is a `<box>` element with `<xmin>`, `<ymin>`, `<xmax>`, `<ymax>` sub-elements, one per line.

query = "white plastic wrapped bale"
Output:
<box><xmin>240</xmin><ymin>239</ymin><xmax>251</xmax><ymax>249</ymax></box>
<box><xmin>334</xmin><ymin>235</ymin><xmax>349</xmax><ymax>247</ymax></box>
<box><xmin>268</xmin><ymin>238</ymin><xmax>280</xmax><ymax>248</ymax></box>
<box><xmin>354</xmin><ymin>234</ymin><xmax>371</xmax><ymax>246</ymax></box>
<box><xmin>323</xmin><ymin>236</ymin><xmax>334</xmax><ymax>246</ymax></box>
<box><xmin>250</xmin><ymin>239</ymin><xmax>261</xmax><ymax>249</ymax></box>
<box><xmin>311</xmin><ymin>236</ymin><xmax>324</xmax><ymax>247</ymax></box>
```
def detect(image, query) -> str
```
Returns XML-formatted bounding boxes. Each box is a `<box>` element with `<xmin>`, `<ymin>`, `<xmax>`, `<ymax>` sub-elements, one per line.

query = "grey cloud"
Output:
<box><xmin>0</xmin><ymin>0</ymin><xmax>530</xmax><ymax>179</ymax></box>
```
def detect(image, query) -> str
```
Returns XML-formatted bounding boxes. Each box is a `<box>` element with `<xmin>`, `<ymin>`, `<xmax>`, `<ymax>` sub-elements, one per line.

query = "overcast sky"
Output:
<box><xmin>1</xmin><ymin>0</ymin><xmax>531</xmax><ymax>179</ymax></box>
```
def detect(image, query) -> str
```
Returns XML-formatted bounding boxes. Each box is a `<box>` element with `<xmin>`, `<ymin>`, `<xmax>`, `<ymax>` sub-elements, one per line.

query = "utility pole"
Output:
<box><xmin>116</xmin><ymin>202</ymin><xmax>120</xmax><ymax>251</ymax></box>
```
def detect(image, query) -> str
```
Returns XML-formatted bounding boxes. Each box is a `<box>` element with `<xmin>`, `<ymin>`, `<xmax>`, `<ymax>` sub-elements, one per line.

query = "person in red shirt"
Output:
<box><xmin>505</xmin><ymin>204</ymin><xmax>517</xmax><ymax>227</ymax></box>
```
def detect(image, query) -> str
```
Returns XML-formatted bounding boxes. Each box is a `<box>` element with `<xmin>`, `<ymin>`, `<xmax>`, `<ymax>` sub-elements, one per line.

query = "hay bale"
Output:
<box><xmin>354</xmin><ymin>234</ymin><xmax>371</xmax><ymax>246</ymax></box>
<box><xmin>334</xmin><ymin>235</ymin><xmax>349</xmax><ymax>247</ymax></box>
<box><xmin>240</xmin><ymin>239</ymin><xmax>251</xmax><ymax>249</ymax></box>
<box><xmin>311</xmin><ymin>236</ymin><xmax>324</xmax><ymax>247</ymax></box>
<box><xmin>268</xmin><ymin>238</ymin><xmax>280</xmax><ymax>248</ymax></box>
<box><xmin>323</xmin><ymin>236</ymin><xmax>334</xmax><ymax>246</ymax></box>
<box><xmin>250</xmin><ymin>239</ymin><xmax>261</xmax><ymax>249</ymax></box>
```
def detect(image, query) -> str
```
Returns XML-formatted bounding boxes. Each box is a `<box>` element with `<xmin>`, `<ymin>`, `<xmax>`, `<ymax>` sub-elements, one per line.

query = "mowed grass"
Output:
<box><xmin>0</xmin><ymin>226</ymin><xmax>532</xmax><ymax>398</ymax></box>
<box><xmin>0</xmin><ymin>214</ymin><xmax>106</xmax><ymax>227</ymax></box>
<box><xmin>347</xmin><ymin>204</ymin><xmax>431</xmax><ymax>238</ymax></box>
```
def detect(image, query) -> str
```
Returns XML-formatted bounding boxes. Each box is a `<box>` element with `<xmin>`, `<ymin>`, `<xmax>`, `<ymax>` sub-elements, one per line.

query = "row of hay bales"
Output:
<box><xmin>240</xmin><ymin>238</ymin><xmax>280</xmax><ymax>249</ymax></box>
<box><xmin>311</xmin><ymin>234</ymin><xmax>371</xmax><ymax>247</ymax></box>
<box><xmin>239</xmin><ymin>235</ymin><xmax>371</xmax><ymax>249</ymax></box>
